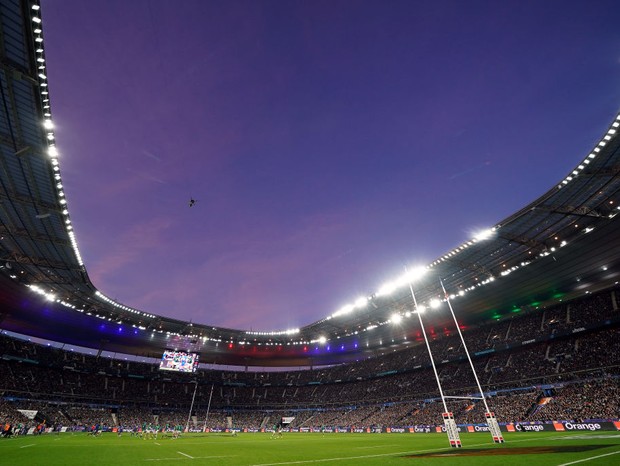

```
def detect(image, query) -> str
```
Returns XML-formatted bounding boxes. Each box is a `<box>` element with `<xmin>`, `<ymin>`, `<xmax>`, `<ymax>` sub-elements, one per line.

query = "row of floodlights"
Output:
<box><xmin>25</xmin><ymin>282</ymin><xmax>413</xmax><ymax>348</ymax></box>
<box><xmin>95</xmin><ymin>290</ymin><xmax>156</xmax><ymax>319</ymax></box>
<box><xmin>31</xmin><ymin>4</ymin><xmax>85</xmax><ymax>268</ymax></box>
<box><xmin>327</xmin><ymin>229</ymin><xmax>498</xmax><ymax>323</ymax></box>
<box><xmin>326</xmin><ymin>231</ymin><xmax>577</xmax><ymax>342</ymax></box>
<box><xmin>245</xmin><ymin>328</ymin><xmax>300</xmax><ymax>336</ymax></box>
<box><xmin>558</xmin><ymin>115</ymin><xmax>620</xmax><ymax>189</ymax></box>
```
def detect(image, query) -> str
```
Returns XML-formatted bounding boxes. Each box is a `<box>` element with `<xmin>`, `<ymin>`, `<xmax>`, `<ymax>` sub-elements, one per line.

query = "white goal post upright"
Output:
<box><xmin>202</xmin><ymin>383</ymin><xmax>215</xmax><ymax>432</ymax></box>
<box><xmin>440</xmin><ymin>279</ymin><xmax>504</xmax><ymax>444</ymax></box>
<box><xmin>407</xmin><ymin>274</ymin><xmax>462</xmax><ymax>448</ymax></box>
<box><xmin>185</xmin><ymin>380</ymin><xmax>199</xmax><ymax>433</ymax></box>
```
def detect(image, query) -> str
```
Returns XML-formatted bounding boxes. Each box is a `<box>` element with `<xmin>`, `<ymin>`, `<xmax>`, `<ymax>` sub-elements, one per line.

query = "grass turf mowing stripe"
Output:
<box><xmin>5</xmin><ymin>431</ymin><xmax>618</xmax><ymax>465</ymax></box>
<box><xmin>249</xmin><ymin>435</ymin><xmax>568</xmax><ymax>466</ymax></box>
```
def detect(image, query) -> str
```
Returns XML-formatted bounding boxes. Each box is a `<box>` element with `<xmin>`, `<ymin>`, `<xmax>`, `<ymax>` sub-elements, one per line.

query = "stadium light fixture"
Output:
<box><xmin>430</xmin><ymin>298</ymin><xmax>442</xmax><ymax>309</ymax></box>
<box><xmin>401</xmin><ymin>266</ymin><xmax>427</xmax><ymax>285</ymax></box>
<box><xmin>376</xmin><ymin>280</ymin><xmax>397</xmax><ymax>297</ymax></box>
<box><xmin>391</xmin><ymin>313</ymin><xmax>402</xmax><ymax>324</ymax></box>
<box><xmin>331</xmin><ymin>303</ymin><xmax>354</xmax><ymax>318</ymax></box>
<box><xmin>473</xmin><ymin>228</ymin><xmax>495</xmax><ymax>242</ymax></box>
<box><xmin>354</xmin><ymin>296</ymin><xmax>368</xmax><ymax>308</ymax></box>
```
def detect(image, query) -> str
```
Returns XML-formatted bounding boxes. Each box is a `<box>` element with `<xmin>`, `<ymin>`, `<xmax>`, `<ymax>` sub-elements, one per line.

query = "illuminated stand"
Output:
<box><xmin>440</xmin><ymin>279</ymin><xmax>504</xmax><ymax>444</ymax></box>
<box><xmin>407</xmin><ymin>272</ymin><xmax>462</xmax><ymax>448</ymax></box>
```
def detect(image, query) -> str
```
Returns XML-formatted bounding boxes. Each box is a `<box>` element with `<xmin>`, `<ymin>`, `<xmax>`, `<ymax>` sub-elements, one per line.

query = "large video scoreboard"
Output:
<box><xmin>159</xmin><ymin>350</ymin><xmax>199</xmax><ymax>373</ymax></box>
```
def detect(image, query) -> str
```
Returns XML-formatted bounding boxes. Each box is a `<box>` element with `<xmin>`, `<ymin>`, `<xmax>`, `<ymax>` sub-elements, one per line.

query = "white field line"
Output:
<box><xmin>144</xmin><ymin>456</ymin><xmax>231</xmax><ymax>462</ymax></box>
<box><xmin>177</xmin><ymin>451</ymin><xmax>194</xmax><ymax>459</ymax></box>
<box><xmin>354</xmin><ymin>444</ymin><xmax>399</xmax><ymax>449</ymax></box>
<box><xmin>556</xmin><ymin>450</ymin><xmax>620</xmax><ymax>466</ymax></box>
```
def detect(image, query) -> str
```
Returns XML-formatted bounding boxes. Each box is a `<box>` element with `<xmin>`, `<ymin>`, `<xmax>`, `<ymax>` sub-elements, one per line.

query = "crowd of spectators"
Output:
<box><xmin>1</xmin><ymin>377</ymin><xmax>618</xmax><ymax>432</ymax></box>
<box><xmin>0</xmin><ymin>289</ymin><xmax>618</xmax><ymax>433</ymax></box>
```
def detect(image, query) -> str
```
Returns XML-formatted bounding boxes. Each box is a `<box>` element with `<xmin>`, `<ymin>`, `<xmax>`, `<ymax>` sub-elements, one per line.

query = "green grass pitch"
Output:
<box><xmin>1</xmin><ymin>431</ymin><xmax>619</xmax><ymax>465</ymax></box>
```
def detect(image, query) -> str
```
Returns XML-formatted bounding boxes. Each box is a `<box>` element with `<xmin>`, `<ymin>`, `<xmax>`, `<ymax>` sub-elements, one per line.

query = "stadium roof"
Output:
<box><xmin>0</xmin><ymin>0</ymin><xmax>619</xmax><ymax>367</ymax></box>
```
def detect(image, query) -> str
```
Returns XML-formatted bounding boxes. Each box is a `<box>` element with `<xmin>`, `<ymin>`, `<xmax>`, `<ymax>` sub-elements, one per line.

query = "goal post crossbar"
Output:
<box><xmin>443</xmin><ymin>396</ymin><xmax>484</xmax><ymax>400</ymax></box>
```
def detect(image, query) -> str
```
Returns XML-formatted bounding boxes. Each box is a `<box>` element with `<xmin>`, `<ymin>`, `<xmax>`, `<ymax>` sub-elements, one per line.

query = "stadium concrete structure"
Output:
<box><xmin>0</xmin><ymin>0</ymin><xmax>619</xmax><ymax>369</ymax></box>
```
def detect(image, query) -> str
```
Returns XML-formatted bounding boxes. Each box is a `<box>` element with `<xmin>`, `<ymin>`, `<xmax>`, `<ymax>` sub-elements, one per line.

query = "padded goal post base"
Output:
<box><xmin>485</xmin><ymin>412</ymin><xmax>504</xmax><ymax>443</ymax></box>
<box><xmin>442</xmin><ymin>412</ymin><xmax>462</xmax><ymax>448</ymax></box>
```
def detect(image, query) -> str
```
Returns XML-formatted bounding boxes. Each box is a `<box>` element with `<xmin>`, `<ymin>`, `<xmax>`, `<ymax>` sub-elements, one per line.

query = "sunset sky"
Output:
<box><xmin>40</xmin><ymin>0</ymin><xmax>620</xmax><ymax>331</ymax></box>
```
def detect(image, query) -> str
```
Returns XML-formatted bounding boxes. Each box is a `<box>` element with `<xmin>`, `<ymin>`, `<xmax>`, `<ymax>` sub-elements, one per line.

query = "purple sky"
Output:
<box><xmin>40</xmin><ymin>0</ymin><xmax>620</xmax><ymax>331</ymax></box>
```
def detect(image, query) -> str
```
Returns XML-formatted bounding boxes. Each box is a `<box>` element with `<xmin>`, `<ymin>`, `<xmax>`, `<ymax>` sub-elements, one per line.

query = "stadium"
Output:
<box><xmin>0</xmin><ymin>0</ymin><xmax>619</xmax><ymax>465</ymax></box>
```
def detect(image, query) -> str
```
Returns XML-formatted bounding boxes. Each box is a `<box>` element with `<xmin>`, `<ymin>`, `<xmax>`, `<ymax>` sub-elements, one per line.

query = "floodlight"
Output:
<box><xmin>402</xmin><ymin>266</ymin><xmax>427</xmax><ymax>284</ymax></box>
<box><xmin>473</xmin><ymin>228</ymin><xmax>495</xmax><ymax>242</ymax></box>
<box><xmin>354</xmin><ymin>297</ymin><xmax>368</xmax><ymax>308</ymax></box>
<box><xmin>377</xmin><ymin>281</ymin><xmax>397</xmax><ymax>297</ymax></box>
